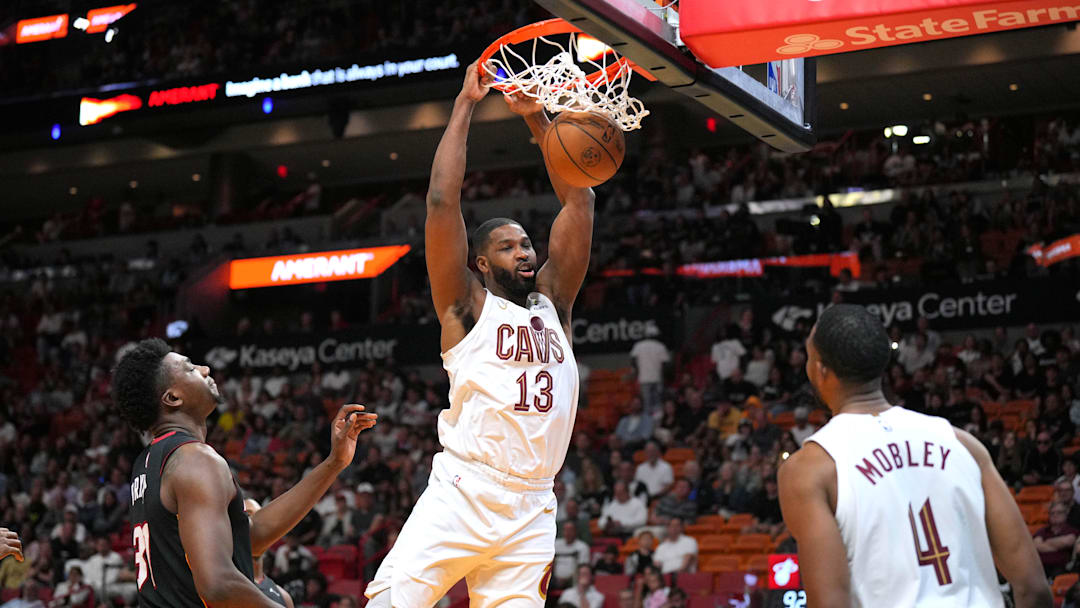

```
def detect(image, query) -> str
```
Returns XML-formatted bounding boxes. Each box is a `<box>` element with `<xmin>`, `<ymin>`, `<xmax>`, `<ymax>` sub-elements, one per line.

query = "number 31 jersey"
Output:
<box><xmin>805</xmin><ymin>407</ymin><xmax>1002</xmax><ymax>608</ymax></box>
<box><xmin>439</xmin><ymin>290</ymin><xmax>579</xmax><ymax>480</ymax></box>
<box><xmin>130</xmin><ymin>430</ymin><xmax>255</xmax><ymax>607</ymax></box>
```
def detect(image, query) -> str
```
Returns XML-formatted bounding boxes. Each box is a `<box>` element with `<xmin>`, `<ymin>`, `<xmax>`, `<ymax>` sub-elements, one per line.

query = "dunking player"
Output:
<box><xmin>365</xmin><ymin>61</ymin><xmax>594</xmax><ymax>607</ymax></box>
<box><xmin>779</xmin><ymin>305</ymin><xmax>1051</xmax><ymax>607</ymax></box>
<box><xmin>244</xmin><ymin>498</ymin><xmax>295</xmax><ymax>608</ymax></box>
<box><xmin>112</xmin><ymin>338</ymin><xmax>376</xmax><ymax>607</ymax></box>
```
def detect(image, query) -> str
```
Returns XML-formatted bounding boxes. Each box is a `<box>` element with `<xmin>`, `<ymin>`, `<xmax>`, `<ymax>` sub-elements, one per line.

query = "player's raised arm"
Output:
<box><xmin>249</xmin><ymin>404</ymin><xmax>375</xmax><ymax>556</ymax></box>
<box><xmin>426</xmin><ymin>61</ymin><xmax>490</xmax><ymax>331</ymax></box>
<box><xmin>954</xmin><ymin>429</ymin><xmax>1052</xmax><ymax>608</ymax></box>
<box><xmin>778</xmin><ymin>443</ymin><xmax>852</xmax><ymax>608</ymax></box>
<box><xmin>168</xmin><ymin>444</ymin><xmax>280</xmax><ymax>608</ymax></box>
<box><xmin>505</xmin><ymin>92</ymin><xmax>595</xmax><ymax>325</ymax></box>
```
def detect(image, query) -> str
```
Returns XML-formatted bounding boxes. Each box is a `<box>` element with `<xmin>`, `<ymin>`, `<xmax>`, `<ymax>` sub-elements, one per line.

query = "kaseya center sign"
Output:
<box><xmin>228</xmin><ymin>245</ymin><xmax>410</xmax><ymax>289</ymax></box>
<box><xmin>681</xmin><ymin>0</ymin><xmax>1080</xmax><ymax>67</ymax></box>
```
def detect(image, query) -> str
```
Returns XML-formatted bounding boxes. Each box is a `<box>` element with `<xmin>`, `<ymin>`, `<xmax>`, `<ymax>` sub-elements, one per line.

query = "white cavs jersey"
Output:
<box><xmin>805</xmin><ymin>407</ymin><xmax>1002</xmax><ymax>608</ymax></box>
<box><xmin>439</xmin><ymin>290</ymin><xmax>578</xmax><ymax>480</ymax></box>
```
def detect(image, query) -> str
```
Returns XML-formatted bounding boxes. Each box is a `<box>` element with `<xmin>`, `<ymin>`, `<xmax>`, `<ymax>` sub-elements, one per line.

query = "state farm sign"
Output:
<box><xmin>681</xmin><ymin>0</ymin><xmax>1080</xmax><ymax>68</ymax></box>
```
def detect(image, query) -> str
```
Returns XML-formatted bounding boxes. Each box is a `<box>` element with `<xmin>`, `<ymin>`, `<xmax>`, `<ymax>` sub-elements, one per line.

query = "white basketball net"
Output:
<box><xmin>486</xmin><ymin>31</ymin><xmax>649</xmax><ymax>132</ymax></box>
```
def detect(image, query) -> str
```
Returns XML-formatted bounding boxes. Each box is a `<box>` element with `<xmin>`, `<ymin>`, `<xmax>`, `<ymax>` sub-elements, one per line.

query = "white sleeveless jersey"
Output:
<box><xmin>805</xmin><ymin>407</ymin><xmax>1002</xmax><ymax>608</ymax></box>
<box><xmin>439</xmin><ymin>290</ymin><xmax>578</xmax><ymax>480</ymax></box>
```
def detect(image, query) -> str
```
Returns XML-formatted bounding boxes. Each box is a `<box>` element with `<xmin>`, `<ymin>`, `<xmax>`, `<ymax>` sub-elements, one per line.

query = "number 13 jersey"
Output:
<box><xmin>805</xmin><ymin>406</ymin><xmax>1002</xmax><ymax>607</ymax></box>
<box><xmin>439</xmin><ymin>290</ymin><xmax>579</xmax><ymax>481</ymax></box>
<box><xmin>130</xmin><ymin>430</ymin><xmax>255</xmax><ymax>607</ymax></box>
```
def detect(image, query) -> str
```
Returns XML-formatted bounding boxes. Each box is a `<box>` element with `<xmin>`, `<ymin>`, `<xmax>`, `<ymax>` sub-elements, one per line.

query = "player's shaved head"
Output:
<box><xmin>811</xmin><ymin>304</ymin><xmax>891</xmax><ymax>385</ymax></box>
<box><xmin>471</xmin><ymin>217</ymin><xmax>522</xmax><ymax>255</ymax></box>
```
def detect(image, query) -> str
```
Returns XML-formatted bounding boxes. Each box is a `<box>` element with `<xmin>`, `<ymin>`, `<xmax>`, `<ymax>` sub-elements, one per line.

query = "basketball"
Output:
<box><xmin>543</xmin><ymin>111</ymin><xmax>625</xmax><ymax>188</ymax></box>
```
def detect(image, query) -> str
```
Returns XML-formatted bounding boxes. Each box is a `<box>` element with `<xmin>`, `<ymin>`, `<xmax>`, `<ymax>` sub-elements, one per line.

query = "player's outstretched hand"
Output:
<box><xmin>459</xmin><ymin>61</ymin><xmax>493</xmax><ymax>103</ymax></box>
<box><xmin>327</xmin><ymin>404</ymin><xmax>378</xmax><ymax>471</ymax></box>
<box><xmin>0</xmin><ymin>528</ymin><xmax>23</xmax><ymax>562</ymax></box>
<box><xmin>504</xmin><ymin>90</ymin><xmax>543</xmax><ymax>117</ymax></box>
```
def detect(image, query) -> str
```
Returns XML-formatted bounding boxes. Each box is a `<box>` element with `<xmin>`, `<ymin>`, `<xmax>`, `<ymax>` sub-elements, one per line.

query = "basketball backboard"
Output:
<box><xmin>535</xmin><ymin>0</ymin><xmax>817</xmax><ymax>152</ymax></box>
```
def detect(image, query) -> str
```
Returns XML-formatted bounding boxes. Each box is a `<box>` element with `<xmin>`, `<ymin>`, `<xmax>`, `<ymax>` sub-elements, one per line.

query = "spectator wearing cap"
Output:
<box><xmin>1023</xmin><ymin>432</ymin><xmax>1062</xmax><ymax>486</ymax></box>
<box><xmin>634</xmin><ymin>442</ymin><xmax>674</xmax><ymax>499</ymax></box>
<box><xmin>50</xmin><ymin>506</ymin><xmax>86</xmax><ymax>544</ymax></box>
<box><xmin>559</xmin><ymin>564</ymin><xmax>605</xmax><ymax>608</ymax></box>
<box><xmin>650</xmin><ymin>479</ymin><xmax>697</xmax><ymax>526</ymax></box>
<box><xmin>630</xmin><ymin>325</ymin><xmax>670</xmax><ymax>415</ymax></box>
<box><xmin>652</xmin><ymin>518</ymin><xmax>697</xmax><ymax>574</ymax></box>
<box><xmin>789</xmin><ymin>406</ymin><xmax>817</xmax><ymax>447</ymax></box>
<box><xmin>615</xmin><ymin>397</ymin><xmax>654</xmax><ymax>451</ymax></box>
<box><xmin>552</xmin><ymin>521</ymin><xmax>590</xmax><ymax>589</ymax></box>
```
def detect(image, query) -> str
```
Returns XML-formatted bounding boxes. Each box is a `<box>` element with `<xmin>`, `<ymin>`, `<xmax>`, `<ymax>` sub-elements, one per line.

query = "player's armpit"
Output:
<box><xmin>953</xmin><ymin>429</ymin><xmax>1051</xmax><ymax>608</ymax></box>
<box><xmin>170</xmin><ymin>444</ymin><xmax>280</xmax><ymax>608</ymax></box>
<box><xmin>778</xmin><ymin>443</ymin><xmax>852</xmax><ymax>608</ymax></box>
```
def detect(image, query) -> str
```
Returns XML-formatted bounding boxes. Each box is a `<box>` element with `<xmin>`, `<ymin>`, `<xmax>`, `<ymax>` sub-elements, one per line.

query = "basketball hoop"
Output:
<box><xmin>479</xmin><ymin>19</ymin><xmax>653</xmax><ymax>131</ymax></box>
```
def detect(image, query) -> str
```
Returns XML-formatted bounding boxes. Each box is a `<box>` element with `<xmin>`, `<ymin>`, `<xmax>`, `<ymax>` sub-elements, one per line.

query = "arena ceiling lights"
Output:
<box><xmin>228</xmin><ymin>245</ymin><xmax>412</xmax><ymax>290</ymax></box>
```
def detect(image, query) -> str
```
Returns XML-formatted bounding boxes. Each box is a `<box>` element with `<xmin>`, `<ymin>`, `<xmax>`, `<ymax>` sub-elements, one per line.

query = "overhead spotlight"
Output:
<box><xmin>922</xmin><ymin>93</ymin><xmax>932</xmax><ymax>101</ymax></box>
<box><xmin>1008</xmin><ymin>83</ymin><xmax>1019</xmax><ymax>91</ymax></box>
<box><xmin>891</xmin><ymin>341</ymin><xmax>900</xmax><ymax>350</ymax></box>
<box><xmin>105</xmin><ymin>27</ymin><xmax>116</xmax><ymax>43</ymax></box>
<box><xmin>884</xmin><ymin>127</ymin><xmax>893</xmax><ymax>138</ymax></box>
<box><xmin>839</xmin><ymin>102</ymin><xmax>850</xmax><ymax>110</ymax></box>
<box><xmin>892</xmin><ymin>125</ymin><xmax>909</xmax><ymax>137</ymax></box>
<box><xmin>262</xmin><ymin>97</ymin><xmax>274</xmax><ymax>114</ymax></box>
<box><xmin>321</xmin><ymin>159</ymin><xmax>331</xmax><ymax>167</ymax></box>
<box><xmin>389</xmin><ymin>152</ymin><xmax>399</xmax><ymax>160</ymax></box>
<box><xmin>68</xmin><ymin>187</ymin><xmax>78</xmax><ymax>196</ymax></box>
<box><xmin>129</xmin><ymin>180</ymin><xmax>138</xmax><ymax>189</ymax></box>
<box><xmin>809</xmin><ymin>215</ymin><xmax>821</xmax><ymax>226</ymax></box>
<box><xmin>191</xmin><ymin>173</ymin><xmax>201</xmax><ymax>182</ymax></box>
<box><xmin>50</xmin><ymin>124</ymin><xmax>61</xmax><ymax>140</ymax></box>
<box><xmin>73</xmin><ymin>17</ymin><xmax>89</xmax><ymax>30</ymax></box>
<box><xmin>912</xmin><ymin>135</ymin><xmax>931</xmax><ymax>145</ymax></box>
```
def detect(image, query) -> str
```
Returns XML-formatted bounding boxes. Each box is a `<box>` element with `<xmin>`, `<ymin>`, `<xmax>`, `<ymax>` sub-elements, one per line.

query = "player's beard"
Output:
<box><xmin>490</xmin><ymin>264</ymin><xmax>535</xmax><ymax>302</ymax></box>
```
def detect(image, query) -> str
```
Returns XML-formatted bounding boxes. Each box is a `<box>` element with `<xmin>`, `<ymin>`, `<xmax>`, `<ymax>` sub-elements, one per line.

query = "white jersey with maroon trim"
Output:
<box><xmin>805</xmin><ymin>406</ymin><xmax>1002</xmax><ymax>608</ymax></box>
<box><xmin>438</xmin><ymin>289</ymin><xmax>578</xmax><ymax>480</ymax></box>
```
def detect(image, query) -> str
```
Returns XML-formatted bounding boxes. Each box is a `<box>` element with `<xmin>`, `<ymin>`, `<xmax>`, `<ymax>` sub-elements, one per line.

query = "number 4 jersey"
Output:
<box><xmin>439</xmin><ymin>290</ymin><xmax>578</xmax><ymax>480</ymax></box>
<box><xmin>805</xmin><ymin>406</ymin><xmax>1002</xmax><ymax>607</ymax></box>
<box><xmin>130</xmin><ymin>430</ymin><xmax>255</xmax><ymax>607</ymax></box>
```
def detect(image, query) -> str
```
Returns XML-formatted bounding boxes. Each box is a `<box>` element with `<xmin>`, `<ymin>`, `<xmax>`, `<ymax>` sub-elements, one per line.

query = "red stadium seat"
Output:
<box><xmin>594</xmin><ymin>574</ymin><xmax>629</xmax><ymax>596</ymax></box>
<box><xmin>673</xmin><ymin>572</ymin><xmax>713</xmax><ymax>596</ymax></box>
<box><xmin>327</xmin><ymin>578</ymin><xmax>364</xmax><ymax>599</ymax></box>
<box><xmin>689</xmin><ymin>594</ymin><xmax>726</xmax><ymax>608</ymax></box>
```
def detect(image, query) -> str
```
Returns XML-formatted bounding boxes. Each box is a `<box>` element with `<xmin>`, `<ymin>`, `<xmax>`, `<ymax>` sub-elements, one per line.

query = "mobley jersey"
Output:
<box><xmin>439</xmin><ymin>290</ymin><xmax>578</xmax><ymax>481</ymax></box>
<box><xmin>130</xmin><ymin>430</ymin><xmax>255</xmax><ymax>607</ymax></box>
<box><xmin>806</xmin><ymin>406</ymin><xmax>1002</xmax><ymax>607</ymax></box>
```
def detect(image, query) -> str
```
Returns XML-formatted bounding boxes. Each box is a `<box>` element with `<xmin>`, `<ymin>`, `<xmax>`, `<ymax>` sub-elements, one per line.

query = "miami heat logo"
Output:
<box><xmin>538</xmin><ymin>562</ymin><xmax>552</xmax><ymax>599</ymax></box>
<box><xmin>580</xmin><ymin>147</ymin><xmax>601</xmax><ymax>167</ymax></box>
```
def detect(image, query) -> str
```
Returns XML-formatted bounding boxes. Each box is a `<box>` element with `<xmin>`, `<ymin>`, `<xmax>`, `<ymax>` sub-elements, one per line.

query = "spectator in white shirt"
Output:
<box><xmin>635</xmin><ymin>442</ymin><xmax>674</xmax><ymax>499</ymax></box>
<box><xmin>552</xmin><ymin>521</ymin><xmax>591</xmax><ymax>589</ymax></box>
<box><xmin>599</xmin><ymin>481</ymin><xmax>648</xmax><ymax>536</ymax></box>
<box><xmin>559</xmin><ymin>564</ymin><xmax>606</xmax><ymax>608</ymax></box>
<box><xmin>1025</xmin><ymin>323</ymin><xmax>1046</xmax><ymax>356</ymax></box>
<box><xmin>51</xmin><ymin>506</ymin><xmax>87</xmax><ymax>544</ymax></box>
<box><xmin>652</xmin><ymin>518</ymin><xmax>698</xmax><ymax>574</ymax></box>
<box><xmin>630</xmin><ymin>327</ymin><xmax>670</xmax><ymax>414</ymax></box>
<box><xmin>897</xmin><ymin>333</ymin><xmax>934</xmax><ymax>374</ymax></box>
<box><xmin>789</xmin><ymin>406</ymin><xmax>818</xmax><ymax>447</ymax></box>
<box><xmin>50</xmin><ymin>565</ymin><xmax>91</xmax><ymax>607</ymax></box>
<box><xmin>77</xmin><ymin>538</ymin><xmax>137</xmax><ymax>605</ymax></box>
<box><xmin>711</xmin><ymin>332</ymin><xmax>746</xmax><ymax>381</ymax></box>
<box><xmin>744</xmin><ymin>345</ymin><xmax>772</xmax><ymax>388</ymax></box>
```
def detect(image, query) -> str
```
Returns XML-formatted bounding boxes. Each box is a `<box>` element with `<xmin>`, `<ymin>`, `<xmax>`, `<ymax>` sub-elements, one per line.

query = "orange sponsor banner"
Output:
<box><xmin>85</xmin><ymin>4</ymin><xmax>137</xmax><ymax>34</ymax></box>
<box><xmin>79</xmin><ymin>94</ymin><xmax>143</xmax><ymax>125</ymax></box>
<box><xmin>229</xmin><ymin>245</ymin><xmax>411</xmax><ymax>289</ymax></box>
<box><xmin>680</xmin><ymin>0</ymin><xmax>1080</xmax><ymax>68</ymax></box>
<box><xmin>16</xmin><ymin>14</ymin><xmax>69</xmax><ymax>44</ymax></box>
<box><xmin>1027</xmin><ymin>234</ymin><xmax>1080</xmax><ymax>267</ymax></box>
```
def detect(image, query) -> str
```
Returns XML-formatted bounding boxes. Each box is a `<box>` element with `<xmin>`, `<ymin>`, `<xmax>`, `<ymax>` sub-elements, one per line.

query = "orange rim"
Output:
<box><xmin>478</xmin><ymin>17</ymin><xmax>655</xmax><ymax>92</ymax></box>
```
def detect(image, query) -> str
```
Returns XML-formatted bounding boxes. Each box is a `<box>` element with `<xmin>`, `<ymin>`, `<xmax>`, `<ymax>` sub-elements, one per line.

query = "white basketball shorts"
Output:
<box><xmin>365</xmin><ymin>450</ymin><xmax>557</xmax><ymax>608</ymax></box>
